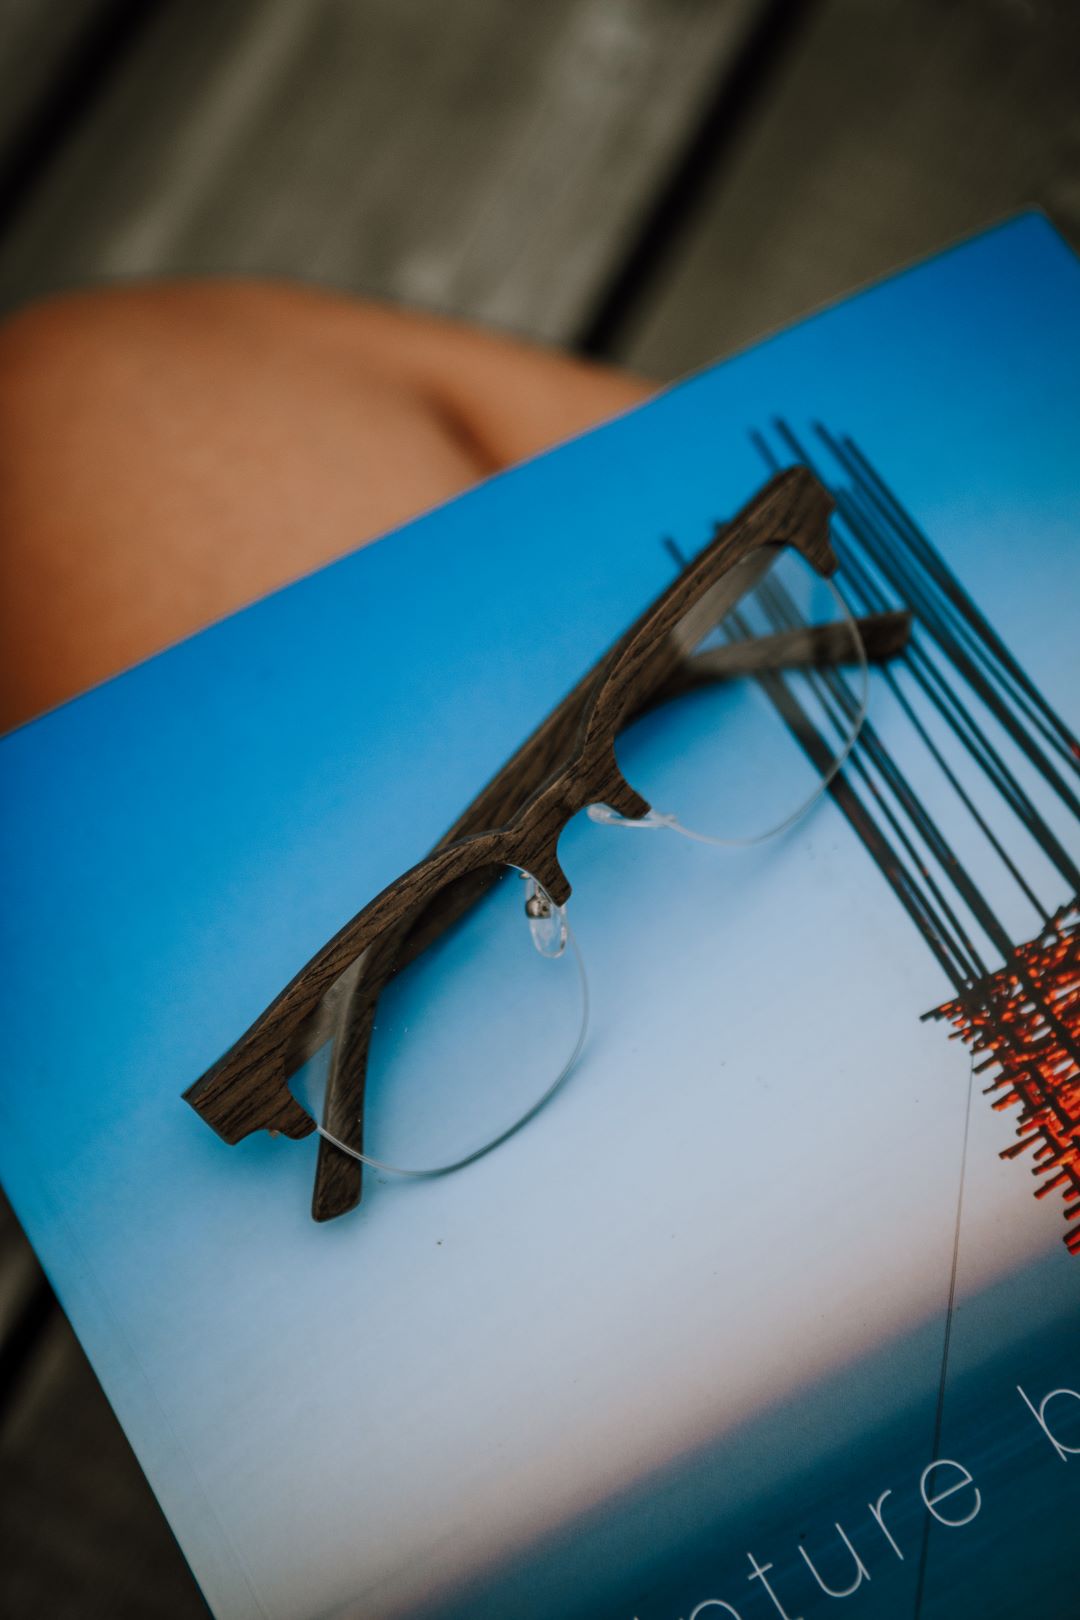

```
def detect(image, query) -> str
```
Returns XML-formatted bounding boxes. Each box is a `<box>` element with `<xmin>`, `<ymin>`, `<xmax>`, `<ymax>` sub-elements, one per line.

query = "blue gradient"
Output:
<box><xmin>1</xmin><ymin>215</ymin><xmax>1078</xmax><ymax>1620</ymax></box>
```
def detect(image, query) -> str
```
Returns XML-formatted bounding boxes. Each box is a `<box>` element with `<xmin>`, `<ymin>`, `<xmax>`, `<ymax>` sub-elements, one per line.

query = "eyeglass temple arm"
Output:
<box><xmin>305</xmin><ymin>868</ymin><xmax>506</xmax><ymax>1218</ymax></box>
<box><xmin>648</xmin><ymin>608</ymin><xmax>909</xmax><ymax>707</ymax></box>
<box><xmin>436</xmin><ymin>608</ymin><xmax>909</xmax><ymax>848</ymax></box>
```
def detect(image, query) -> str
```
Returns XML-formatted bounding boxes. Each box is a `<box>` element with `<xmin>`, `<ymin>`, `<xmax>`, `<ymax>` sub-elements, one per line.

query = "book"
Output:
<box><xmin>1</xmin><ymin>212</ymin><xmax>1077</xmax><ymax>1620</ymax></box>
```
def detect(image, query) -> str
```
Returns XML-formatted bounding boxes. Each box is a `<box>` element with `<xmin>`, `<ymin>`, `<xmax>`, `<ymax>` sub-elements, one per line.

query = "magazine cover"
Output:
<box><xmin>0</xmin><ymin>213</ymin><xmax>1077</xmax><ymax>1620</ymax></box>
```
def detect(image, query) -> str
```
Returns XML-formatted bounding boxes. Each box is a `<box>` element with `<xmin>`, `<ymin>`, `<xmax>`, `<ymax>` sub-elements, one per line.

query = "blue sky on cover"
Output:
<box><xmin>0</xmin><ymin>215</ymin><xmax>1078</xmax><ymax>1620</ymax></box>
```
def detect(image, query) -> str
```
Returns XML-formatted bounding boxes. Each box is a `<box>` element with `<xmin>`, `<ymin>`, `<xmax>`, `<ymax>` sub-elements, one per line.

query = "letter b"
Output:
<box><xmin>1017</xmin><ymin>1383</ymin><xmax>1080</xmax><ymax>1462</ymax></box>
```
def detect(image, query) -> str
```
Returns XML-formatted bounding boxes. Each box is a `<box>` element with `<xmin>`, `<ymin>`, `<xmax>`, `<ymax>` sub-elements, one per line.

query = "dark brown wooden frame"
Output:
<box><xmin>184</xmin><ymin>467</ymin><xmax>909</xmax><ymax>1220</ymax></box>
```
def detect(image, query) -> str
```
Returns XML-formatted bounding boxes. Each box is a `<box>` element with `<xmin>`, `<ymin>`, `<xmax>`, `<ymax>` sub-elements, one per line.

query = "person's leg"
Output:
<box><xmin>0</xmin><ymin>279</ymin><xmax>651</xmax><ymax>730</ymax></box>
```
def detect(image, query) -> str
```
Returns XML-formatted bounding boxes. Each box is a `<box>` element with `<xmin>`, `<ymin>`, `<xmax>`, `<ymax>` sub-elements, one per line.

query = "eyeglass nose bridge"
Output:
<box><xmin>519</xmin><ymin>837</ymin><xmax>571</xmax><ymax>910</ymax></box>
<box><xmin>585</xmin><ymin>746</ymin><xmax>651</xmax><ymax>824</ymax></box>
<box><xmin>513</xmin><ymin>740</ymin><xmax>650</xmax><ymax>909</ymax></box>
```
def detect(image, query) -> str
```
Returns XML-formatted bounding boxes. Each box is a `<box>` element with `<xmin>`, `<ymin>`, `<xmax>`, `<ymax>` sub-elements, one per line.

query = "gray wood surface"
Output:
<box><xmin>0</xmin><ymin>0</ymin><xmax>109</xmax><ymax>168</ymax></box>
<box><xmin>0</xmin><ymin>0</ymin><xmax>762</xmax><ymax>336</ymax></box>
<box><xmin>0</xmin><ymin>1194</ymin><xmax>39</xmax><ymax>1338</ymax></box>
<box><xmin>2</xmin><ymin>1189</ymin><xmax>206</xmax><ymax>1615</ymax></box>
<box><xmin>2</xmin><ymin>1306</ymin><xmax>206</xmax><ymax>1618</ymax></box>
<box><xmin>624</xmin><ymin>0</ymin><xmax>1080</xmax><ymax>377</ymax></box>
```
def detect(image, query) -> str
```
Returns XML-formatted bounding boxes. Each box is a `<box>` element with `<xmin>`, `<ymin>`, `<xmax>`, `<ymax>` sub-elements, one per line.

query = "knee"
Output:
<box><xmin>0</xmin><ymin>284</ymin><xmax>202</xmax><ymax>728</ymax></box>
<box><xmin>0</xmin><ymin>285</ymin><xmax>182</xmax><ymax>485</ymax></box>
<box><xmin>0</xmin><ymin>287</ymin><xmax>114</xmax><ymax>384</ymax></box>
<box><xmin>0</xmin><ymin>291</ymin><xmax>95</xmax><ymax>437</ymax></box>
<box><xmin>0</xmin><ymin>280</ymin><xmax>489</xmax><ymax>729</ymax></box>
<box><xmin>0</xmin><ymin>283</ymin><xmax>157</xmax><ymax>388</ymax></box>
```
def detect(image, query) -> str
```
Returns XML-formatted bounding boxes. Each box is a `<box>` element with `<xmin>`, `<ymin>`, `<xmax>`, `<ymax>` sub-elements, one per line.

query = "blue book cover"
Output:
<box><xmin>1</xmin><ymin>213</ymin><xmax>1077</xmax><ymax>1620</ymax></box>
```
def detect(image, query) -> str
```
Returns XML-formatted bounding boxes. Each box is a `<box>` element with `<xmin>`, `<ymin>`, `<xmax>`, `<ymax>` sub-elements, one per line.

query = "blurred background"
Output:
<box><xmin>0</xmin><ymin>0</ymin><xmax>1077</xmax><ymax>1613</ymax></box>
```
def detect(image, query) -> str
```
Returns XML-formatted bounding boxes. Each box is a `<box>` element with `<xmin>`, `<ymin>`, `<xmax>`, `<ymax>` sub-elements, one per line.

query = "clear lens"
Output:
<box><xmin>301</xmin><ymin>864</ymin><xmax>587</xmax><ymax>1177</ymax></box>
<box><xmin>612</xmin><ymin>547</ymin><xmax>867</xmax><ymax>845</ymax></box>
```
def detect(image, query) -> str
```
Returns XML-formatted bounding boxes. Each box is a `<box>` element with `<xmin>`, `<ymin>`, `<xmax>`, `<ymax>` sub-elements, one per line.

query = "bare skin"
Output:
<box><xmin>0</xmin><ymin>279</ymin><xmax>652</xmax><ymax>730</ymax></box>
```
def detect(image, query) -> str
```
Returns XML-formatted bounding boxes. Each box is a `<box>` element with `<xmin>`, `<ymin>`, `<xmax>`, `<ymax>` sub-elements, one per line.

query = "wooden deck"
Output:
<box><xmin>1</xmin><ymin>0</ymin><xmax>1077</xmax><ymax>1612</ymax></box>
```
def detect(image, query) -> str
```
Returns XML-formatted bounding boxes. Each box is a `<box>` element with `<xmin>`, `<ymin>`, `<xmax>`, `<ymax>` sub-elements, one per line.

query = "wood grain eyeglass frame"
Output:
<box><xmin>184</xmin><ymin>467</ymin><xmax>909</xmax><ymax>1221</ymax></box>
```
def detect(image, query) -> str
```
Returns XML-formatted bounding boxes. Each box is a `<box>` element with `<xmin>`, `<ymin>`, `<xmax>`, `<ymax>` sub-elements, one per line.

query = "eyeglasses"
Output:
<box><xmin>184</xmin><ymin>468</ymin><xmax>909</xmax><ymax>1220</ymax></box>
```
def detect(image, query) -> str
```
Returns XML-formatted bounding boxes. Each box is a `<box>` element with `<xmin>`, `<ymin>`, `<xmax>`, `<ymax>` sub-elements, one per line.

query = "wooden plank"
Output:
<box><xmin>0</xmin><ymin>1198</ymin><xmax>39</xmax><ymax>1343</ymax></box>
<box><xmin>623</xmin><ymin>0</ymin><xmax>1080</xmax><ymax>377</ymax></box>
<box><xmin>0</xmin><ymin>1</ymin><xmax>111</xmax><ymax>169</ymax></box>
<box><xmin>0</xmin><ymin>1196</ymin><xmax>49</xmax><ymax>1429</ymax></box>
<box><xmin>0</xmin><ymin>0</ymin><xmax>764</xmax><ymax>339</ymax></box>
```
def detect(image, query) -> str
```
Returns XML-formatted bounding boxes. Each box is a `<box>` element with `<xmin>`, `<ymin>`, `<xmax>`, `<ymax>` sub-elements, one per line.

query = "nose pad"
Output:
<box><xmin>522</xmin><ymin>875</ymin><xmax>568</xmax><ymax>958</ymax></box>
<box><xmin>587</xmin><ymin>804</ymin><xmax>675</xmax><ymax>830</ymax></box>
